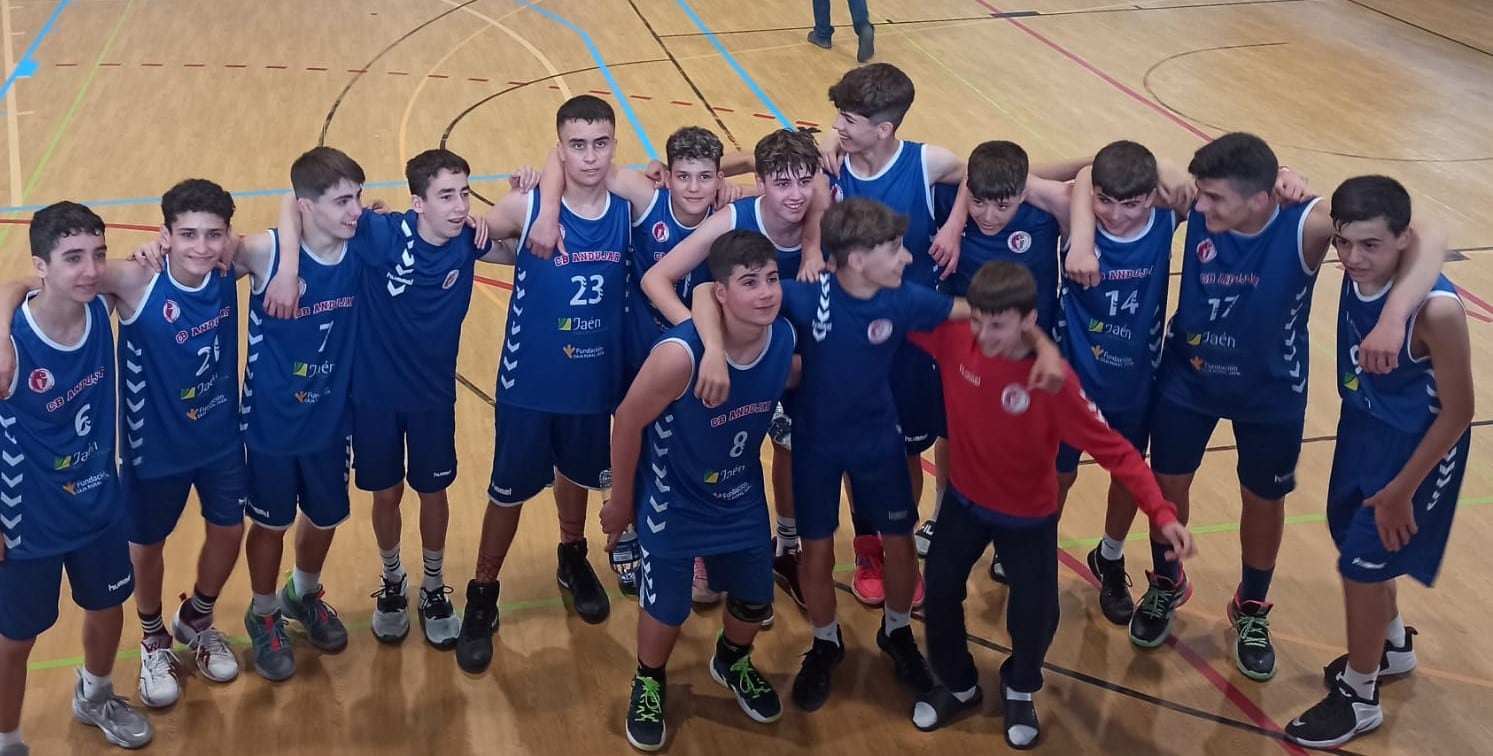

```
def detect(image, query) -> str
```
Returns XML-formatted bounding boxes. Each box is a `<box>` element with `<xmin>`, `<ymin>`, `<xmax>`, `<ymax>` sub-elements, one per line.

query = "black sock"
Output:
<box><xmin>637</xmin><ymin>660</ymin><xmax>667</xmax><ymax>683</ymax></box>
<box><xmin>716</xmin><ymin>634</ymin><xmax>751</xmax><ymax>666</ymax></box>
<box><xmin>1150</xmin><ymin>540</ymin><xmax>1182</xmax><ymax>583</ymax></box>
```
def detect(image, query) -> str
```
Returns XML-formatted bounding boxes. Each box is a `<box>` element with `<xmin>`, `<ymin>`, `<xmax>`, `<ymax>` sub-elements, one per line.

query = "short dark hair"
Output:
<box><xmin>405</xmin><ymin>148</ymin><xmax>470</xmax><ymax>198</ymax></box>
<box><xmin>1092</xmin><ymin>140</ymin><xmax>1158</xmax><ymax>201</ymax></box>
<box><xmin>827</xmin><ymin>63</ymin><xmax>915</xmax><ymax>128</ymax></box>
<box><xmin>753</xmin><ymin>129</ymin><xmax>819</xmax><ymax>181</ymax></box>
<box><xmin>161</xmin><ymin>178</ymin><xmax>235</xmax><ymax>230</ymax></box>
<box><xmin>556</xmin><ymin>94</ymin><xmax>615</xmax><ymax>133</ymax></box>
<box><xmin>1331</xmin><ymin>175</ymin><xmax>1412</xmax><ymax>236</ymax></box>
<box><xmin>967</xmin><ymin>261</ymin><xmax>1037</xmax><ymax>316</ymax></box>
<box><xmin>966</xmin><ymin>141</ymin><xmax>1029</xmax><ymax>201</ymax></box>
<box><xmin>708</xmin><ymin>229</ymin><xmax>778</xmax><ymax>283</ymax></box>
<box><xmin>820</xmin><ymin>198</ymin><xmax>907</xmax><ymax>268</ymax></box>
<box><xmin>665</xmin><ymin>126</ymin><xmax>724</xmax><ymax>169</ymax></box>
<box><xmin>30</xmin><ymin>201</ymin><xmax>104</xmax><ymax>261</ymax></box>
<box><xmin>291</xmin><ymin>147</ymin><xmax>366</xmax><ymax>200</ymax></box>
<box><xmin>1188</xmin><ymin>132</ymin><xmax>1277</xmax><ymax>197</ymax></box>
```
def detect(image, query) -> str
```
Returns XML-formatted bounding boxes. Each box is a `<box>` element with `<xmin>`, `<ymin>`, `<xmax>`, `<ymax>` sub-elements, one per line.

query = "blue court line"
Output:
<box><xmin>0</xmin><ymin>0</ymin><xmax>69</xmax><ymax>102</ymax></box>
<box><xmin>507</xmin><ymin>0</ymin><xmax>658</xmax><ymax>160</ymax></box>
<box><xmin>672</xmin><ymin>0</ymin><xmax>794</xmax><ymax>130</ymax></box>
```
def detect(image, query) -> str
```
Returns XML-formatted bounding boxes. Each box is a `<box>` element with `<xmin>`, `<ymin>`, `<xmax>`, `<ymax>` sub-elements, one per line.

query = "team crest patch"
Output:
<box><xmin>28</xmin><ymin>368</ymin><xmax>54</xmax><ymax>393</ymax></box>
<box><xmin>1196</xmin><ymin>238</ymin><xmax>1216</xmax><ymax>263</ymax></box>
<box><xmin>162</xmin><ymin>299</ymin><xmax>180</xmax><ymax>323</ymax></box>
<box><xmin>866</xmin><ymin>318</ymin><xmax>894</xmax><ymax>344</ymax></box>
<box><xmin>442</xmin><ymin>270</ymin><xmax>460</xmax><ymax>290</ymax></box>
<box><xmin>1000</xmin><ymin>384</ymin><xmax>1030</xmax><ymax>415</ymax></box>
<box><xmin>652</xmin><ymin>221</ymin><xmax>669</xmax><ymax>243</ymax></box>
<box><xmin>1008</xmin><ymin>231</ymin><xmax>1032</xmax><ymax>254</ymax></box>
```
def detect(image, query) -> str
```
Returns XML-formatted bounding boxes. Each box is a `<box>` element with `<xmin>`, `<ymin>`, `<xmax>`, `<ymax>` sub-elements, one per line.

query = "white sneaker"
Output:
<box><xmin>418</xmin><ymin>585</ymin><xmax>461</xmax><ymax>650</ymax></box>
<box><xmin>371</xmin><ymin>575</ymin><xmax>411</xmax><ymax>644</ymax></box>
<box><xmin>691</xmin><ymin>558</ymin><xmax>721</xmax><ymax>604</ymax></box>
<box><xmin>136</xmin><ymin>644</ymin><xmax>182</xmax><ymax>708</ymax></box>
<box><xmin>172</xmin><ymin>615</ymin><xmax>239</xmax><ymax>683</ymax></box>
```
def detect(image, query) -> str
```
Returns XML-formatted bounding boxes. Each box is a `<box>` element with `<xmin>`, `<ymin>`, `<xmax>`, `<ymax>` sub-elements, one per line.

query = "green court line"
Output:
<box><xmin>0</xmin><ymin>0</ymin><xmax>136</xmax><ymax>252</ymax></box>
<box><xmin>24</xmin><ymin>499</ymin><xmax>1491</xmax><ymax>672</ymax></box>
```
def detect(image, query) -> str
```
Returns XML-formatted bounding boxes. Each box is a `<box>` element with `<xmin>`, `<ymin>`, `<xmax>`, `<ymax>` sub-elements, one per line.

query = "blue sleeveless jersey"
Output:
<box><xmin>625</xmin><ymin>188</ymin><xmax>708</xmax><ymax>366</ymax></box>
<box><xmin>1059</xmin><ymin>208</ymin><xmax>1175</xmax><ymax>413</ymax></box>
<box><xmin>834</xmin><ymin>141</ymin><xmax>940</xmax><ymax>287</ymax></box>
<box><xmin>780</xmin><ymin>275</ymin><xmax>952</xmax><ymax>458</ymax></box>
<box><xmin>935</xmin><ymin>185</ymin><xmax>1062</xmax><ymax>335</ymax></box>
<box><xmin>730</xmin><ymin>197</ymin><xmax>803</xmax><ymax>279</ymax></box>
<box><xmin>242</xmin><ymin>231</ymin><xmax>358</xmax><ymax>454</ymax></box>
<box><xmin>1157</xmin><ymin>199</ymin><xmax>1320</xmax><ymax>422</ymax></box>
<box><xmin>636</xmin><ymin>319</ymin><xmax>795</xmax><ymax>557</ymax></box>
<box><xmin>119</xmin><ymin>263</ymin><xmax>240</xmax><ymax>478</ymax></box>
<box><xmin>1338</xmin><ymin>276</ymin><xmax>1460</xmax><ymax>434</ymax></box>
<box><xmin>499</xmin><ymin>189</ymin><xmax>630</xmax><ymax>414</ymax></box>
<box><xmin>350</xmin><ymin>209</ymin><xmax>485</xmax><ymax>411</ymax></box>
<box><xmin>1</xmin><ymin>296</ymin><xmax>120</xmax><ymax>559</ymax></box>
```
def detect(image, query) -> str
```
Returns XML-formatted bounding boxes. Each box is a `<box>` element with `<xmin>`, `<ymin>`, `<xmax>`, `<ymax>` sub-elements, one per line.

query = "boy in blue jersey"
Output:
<box><xmin>1283</xmin><ymin>177</ymin><xmax>1471</xmax><ymax>748</ymax></box>
<box><xmin>0</xmin><ymin>181</ymin><xmax>250</xmax><ymax>706</ymax></box>
<box><xmin>1053</xmin><ymin>141</ymin><xmax>1182</xmax><ymax>626</ymax></box>
<box><xmin>452</xmin><ymin>95</ymin><xmax>629</xmax><ymax>673</ymax></box>
<box><xmin>279</xmin><ymin>148</ymin><xmax>497</xmax><ymax>651</ymax></box>
<box><xmin>602</xmin><ymin>230</ymin><xmax>799</xmax><ymax>752</ymax></box>
<box><xmin>0</xmin><ymin>203</ymin><xmax>152</xmax><ymax>752</ymax></box>
<box><xmin>915</xmin><ymin>141</ymin><xmax>1073</xmax><ymax>581</ymax></box>
<box><xmin>1068</xmin><ymin>133</ymin><xmax>1447</xmax><ymax>680</ymax></box>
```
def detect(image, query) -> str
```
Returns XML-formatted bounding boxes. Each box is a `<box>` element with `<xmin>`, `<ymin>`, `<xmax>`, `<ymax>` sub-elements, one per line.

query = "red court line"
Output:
<box><xmin>475</xmin><ymin>274</ymin><xmax>513</xmax><ymax>291</ymax></box>
<box><xmin>970</xmin><ymin>0</ymin><xmax>1212</xmax><ymax>141</ymax></box>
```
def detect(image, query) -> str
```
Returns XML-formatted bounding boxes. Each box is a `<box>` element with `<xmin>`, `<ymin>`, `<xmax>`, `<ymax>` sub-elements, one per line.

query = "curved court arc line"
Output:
<box><xmin>397</xmin><ymin>24</ymin><xmax>496</xmax><ymax>165</ymax></box>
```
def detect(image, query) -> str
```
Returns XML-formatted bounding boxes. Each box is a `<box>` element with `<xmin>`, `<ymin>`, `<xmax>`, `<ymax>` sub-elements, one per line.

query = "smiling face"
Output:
<box><xmin>715</xmin><ymin>258</ymin><xmax>782</xmax><ymax>328</ymax></box>
<box><xmin>35</xmin><ymin>230</ymin><xmax>107</xmax><ymax>304</ymax></box>
<box><xmin>849</xmin><ymin>239</ymin><xmax>911</xmax><ymax>289</ymax></box>
<box><xmin>1193</xmin><ymin>177</ymin><xmax>1270</xmax><ymax>234</ymax></box>
<box><xmin>1093</xmin><ymin>190</ymin><xmax>1154</xmax><ymax>238</ymax></box>
<box><xmin>969</xmin><ymin>306</ymin><xmax>1034</xmax><ymax>358</ymax></box>
<box><xmin>832</xmin><ymin>110</ymin><xmax>890</xmax><ymax>156</ymax></box>
<box><xmin>756</xmin><ymin>168</ymin><xmax>814</xmax><ymax>226</ymax></box>
<box><xmin>412</xmin><ymin>168</ymin><xmax>472</xmax><ymax>242</ymax></box>
<box><xmin>664</xmin><ymin>157</ymin><xmax>720</xmax><ymax>220</ymax></box>
<box><xmin>304</xmin><ymin>178</ymin><xmax>363</xmax><ymax>242</ymax></box>
<box><xmin>558</xmin><ymin>118</ymin><xmax>617</xmax><ymax>190</ymax></box>
<box><xmin>165</xmin><ymin>211</ymin><xmax>230</xmax><ymax>281</ymax></box>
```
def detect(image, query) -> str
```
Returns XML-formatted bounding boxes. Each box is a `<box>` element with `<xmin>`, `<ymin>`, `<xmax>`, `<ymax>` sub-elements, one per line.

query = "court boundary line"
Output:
<box><xmin>668</xmin><ymin>0</ymin><xmax>794</xmax><ymax>130</ymax></box>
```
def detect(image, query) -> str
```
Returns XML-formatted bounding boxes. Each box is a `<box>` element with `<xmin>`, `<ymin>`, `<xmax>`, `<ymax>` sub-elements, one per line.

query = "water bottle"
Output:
<box><xmin>610</xmin><ymin>527</ymin><xmax>641</xmax><ymax>597</ymax></box>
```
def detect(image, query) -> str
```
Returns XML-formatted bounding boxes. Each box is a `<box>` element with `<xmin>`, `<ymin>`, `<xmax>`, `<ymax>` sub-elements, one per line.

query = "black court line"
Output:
<box><xmin>624</xmin><ymin>0</ymin><xmax>742</xmax><ymax>151</ymax></box>
<box><xmin>653</xmin><ymin>0</ymin><xmax>1306</xmax><ymax>37</ymax></box>
<box><xmin>438</xmin><ymin>59</ymin><xmax>669</xmax><ymax>208</ymax></box>
<box><xmin>1344</xmin><ymin>0</ymin><xmax>1493</xmax><ymax>59</ymax></box>
<box><xmin>319</xmin><ymin>0</ymin><xmax>481</xmax><ymax>145</ymax></box>
<box><xmin>829</xmin><ymin>582</ymin><xmax>1360</xmax><ymax>754</ymax></box>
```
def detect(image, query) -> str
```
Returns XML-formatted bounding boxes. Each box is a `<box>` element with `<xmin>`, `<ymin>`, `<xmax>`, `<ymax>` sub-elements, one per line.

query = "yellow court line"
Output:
<box><xmin>398</xmin><ymin>24</ymin><xmax>494</xmax><ymax>163</ymax></box>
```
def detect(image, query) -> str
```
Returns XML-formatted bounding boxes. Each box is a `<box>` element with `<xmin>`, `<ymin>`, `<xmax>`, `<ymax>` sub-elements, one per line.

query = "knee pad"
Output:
<box><xmin>727</xmin><ymin>597</ymin><xmax>772</xmax><ymax>624</ymax></box>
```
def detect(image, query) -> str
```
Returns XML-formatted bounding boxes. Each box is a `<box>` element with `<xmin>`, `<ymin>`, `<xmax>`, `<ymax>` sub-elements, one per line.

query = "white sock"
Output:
<box><xmin>776</xmin><ymin>517</ymin><xmax>798</xmax><ymax>551</ymax></box>
<box><xmin>1005</xmin><ymin>686</ymin><xmax>1038</xmax><ymax>746</ymax></box>
<box><xmin>422</xmin><ymin>548</ymin><xmax>444</xmax><ymax>592</ymax></box>
<box><xmin>1386</xmin><ymin>615</ymin><xmax>1407</xmax><ymax>647</ymax></box>
<box><xmin>883</xmin><ymin>609</ymin><xmax>911</xmax><ymax>634</ymax></box>
<box><xmin>952</xmin><ymin>685</ymin><xmax>977</xmax><ymax>703</ymax></box>
<box><xmin>0</xmin><ymin>729</ymin><xmax>22</xmax><ymax>746</ymax></box>
<box><xmin>813</xmin><ymin>622</ymin><xmax>842</xmax><ymax>646</ymax></box>
<box><xmin>292</xmin><ymin>567</ymin><xmax>320</xmax><ymax>598</ymax></box>
<box><xmin>252</xmin><ymin>592</ymin><xmax>278</xmax><ymax>617</ymax></box>
<box><xmin>379</xmin><ymin>545</ymin><xmax>404</xmax><ymax>583</ymax></box>
<box><xmin>1341</xmin><ymin>664</ymin><xmax>1378</xmax><ymax>699</ymax></box>
<box><xmin>1099</xmin><ymin>535</ymin><xmax>1125</xmax><ymax>561</ymax></box>
<box><xmin>79</xmin><ymin>669</ymin><xmax>109</xmax><ymax>699</ymax></box>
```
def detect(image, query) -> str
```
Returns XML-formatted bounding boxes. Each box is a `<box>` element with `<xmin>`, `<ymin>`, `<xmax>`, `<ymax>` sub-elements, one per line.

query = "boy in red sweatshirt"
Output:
<box><xmin>907</xmin><ymin>260</ymin><xmax>1195</xmax><ymax>748</ymax></box>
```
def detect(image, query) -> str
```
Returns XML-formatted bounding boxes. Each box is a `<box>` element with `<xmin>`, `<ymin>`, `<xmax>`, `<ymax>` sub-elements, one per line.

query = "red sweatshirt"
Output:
<box><xmin>909</xmin><ymin>322</ymin><xmax>1178</xmax><ymax>527</ymax></box>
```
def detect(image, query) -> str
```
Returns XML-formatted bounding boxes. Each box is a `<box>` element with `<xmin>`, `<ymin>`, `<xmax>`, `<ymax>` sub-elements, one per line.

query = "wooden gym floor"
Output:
<box><xmin>1</xmin><ymin>0</ymin><xmax>1491</xmax><ymax>753</ymax></box>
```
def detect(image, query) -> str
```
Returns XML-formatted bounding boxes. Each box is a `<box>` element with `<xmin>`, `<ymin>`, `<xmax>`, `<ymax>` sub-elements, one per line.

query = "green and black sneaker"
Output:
<box><xmin>710</xmin><ymin>651</ymin><xmax>782</xmax><ymax>724</ymax></box>
<box><xmin>625</xmin><ymin>672</ymin><xmax>667</xmax><ymax>752</ymax></box>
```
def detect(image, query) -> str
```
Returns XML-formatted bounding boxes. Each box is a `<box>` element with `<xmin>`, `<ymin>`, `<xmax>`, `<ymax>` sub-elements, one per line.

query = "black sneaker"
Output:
<box><xmin>557</xmin><ymin>540</ymin><xmax>610</xmax><ymax>624</ymax></box>
<box><xmin>1322</xmin><ymin>627</ymin><xmax>1417</xmax><ymax>690</ymax></box>
<box><xmin>791</xmin><ymin>633</ymin><xmax>845</xmax><ymax>711</ymax></box>
<box><xmin>772</xmin><ymin>541</ymin><xmax>806</xmax><ymax>610</ymax></box>
<box><xmin>625</xmin><ymin>673</ymin><xmax>667</xmax><ymax>752</ymax></box>
<box><xmin>877</xmin><ymin>625</ymin><xmax>934</xmax><ymax>696</ymax></box>
<box><xmin>456</xmin><ymin>580</ymin><xmax>500</xmax><ymax>674</ymax></box>
<box><xmin>912</xmin><ymin>684</ymin><xmax>982</xmax><ymax>732</ymax></box>
<box><xmin>988</xmin><ymin>551</ymin><xmax>1008</xmax><ymax>584</ymax></box>
<box><xmin>1285</xmin><ymin>678</ymin><xmax>1383</xmax><ymax>748</ymax></box>
<box><xmin>710</xmin><ymin>652</ymin><xmax>782</xmax><ymax>724</ymax></box>
<box><xmin>1128</xmin><ymin>570</ymin><xmax>1190</xmax><ymax>648</ymax></box>
<box><xmin>1228</xmin><ymin>597</ymin><xmax>1277</xmax><ymax>681</ymax></box>
<box><xmin>1086</xmin><ymin>547</ymin><xmax>1134</xmax><ymax>625</ymax></box>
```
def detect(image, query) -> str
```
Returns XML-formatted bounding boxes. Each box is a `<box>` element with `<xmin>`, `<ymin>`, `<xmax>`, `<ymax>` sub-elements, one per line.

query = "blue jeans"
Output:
<box><xmin>811</xmin><ymin>0</ymin><xmax>870</xmax><ymax>39</ymax></box>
